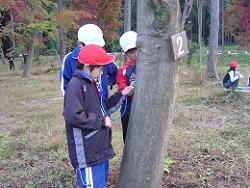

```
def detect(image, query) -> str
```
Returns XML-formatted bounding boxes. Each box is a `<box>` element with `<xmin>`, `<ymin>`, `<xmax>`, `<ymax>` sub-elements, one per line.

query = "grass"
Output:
<box><xmin>0</xmin><ymin>49</ymin><xmax>250</xmax><ymax>187</ymax></box>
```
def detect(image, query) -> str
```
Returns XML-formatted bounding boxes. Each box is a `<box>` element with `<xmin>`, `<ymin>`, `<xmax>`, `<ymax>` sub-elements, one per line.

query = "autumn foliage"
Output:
<box><xmin>70</xmin><ymin>0</ymin><xmax>122</xmax><ymax>41</ymax></box>
<box><xmin>225</xmin><ymin>0</ymin><xmax>250</xmax><ymax>46</ymax></box>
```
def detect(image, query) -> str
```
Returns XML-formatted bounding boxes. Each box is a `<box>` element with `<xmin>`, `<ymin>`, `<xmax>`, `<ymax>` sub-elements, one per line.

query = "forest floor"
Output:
<box><xmin>0</xmin><ymin>58</ymin><xmax>249</xmax><ymax>188</ymax></box>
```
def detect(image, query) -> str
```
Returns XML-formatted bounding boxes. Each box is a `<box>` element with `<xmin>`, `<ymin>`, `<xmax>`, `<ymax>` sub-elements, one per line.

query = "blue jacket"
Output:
<box><xmin>63</xmin><ymin>69</ymin><xmax>122</xmax><ymax>168</ymax></box>
<box><xmin>60</xmin><ymin>46</ymin><xmax>117</xmax><ymax>98</ymax></box>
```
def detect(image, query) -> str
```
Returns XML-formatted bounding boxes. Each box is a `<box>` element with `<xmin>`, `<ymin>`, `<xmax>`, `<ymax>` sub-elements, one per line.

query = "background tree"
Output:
<box><xmin>207</xmin><ymin>0</ymin><xmax>219</xmax><ymax>79</ymax></box>
<box><xmin>117</xmin><ymin>0</ymin><xmax>181</xmax><ymax>187</ymax></box>
<box><xmin>180</xmin><ymin>0</ymin><xmax>194</xmax><ymax>31</ymax></box>
<box><xmin>0</xmin><ymin>0</ymin><xmax>58</xmax><ymax>77</ymax></box>
<box><xmin>70</xmin><ymin>0</ymin><xmax>122</xmax><ymax>51</ymax></box>
<box><xmin>57</xmin><ymin>0</ymin><xmax>65</xmax><ymax>62</ymax></box>
<box><xmin>124</xmin><ymin>0</ymin><xmax>131</xmax><ymax>32</ymax></box>
<box><xmin>224</xmin><ymin>0</ymin><xmax>250</xmax><ymax>46</ymax></box>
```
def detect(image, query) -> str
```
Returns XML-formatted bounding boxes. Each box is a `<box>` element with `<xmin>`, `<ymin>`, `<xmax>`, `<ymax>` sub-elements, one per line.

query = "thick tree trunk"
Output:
<box><xmin>57</xmin><ymin>0</ymin><xmax>66</xmax><ymax>62</ymax></box>
<box><xmin>207</xmin><ymin>0</ymin><xmax>219</xmax><ymax>79</ymax></box>
<box><xmin>22</xmin><ymin>31</ymin><xmax>35</xmax><ymax>77</ymax></box>
<box><xmin>117</xmin><ymin>0</ymin><xmax>180</xmax><ymax>188</ymax></box>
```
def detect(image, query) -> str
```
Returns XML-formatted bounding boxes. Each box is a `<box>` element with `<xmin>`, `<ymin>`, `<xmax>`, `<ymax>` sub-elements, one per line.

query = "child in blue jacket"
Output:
<box><xmin>60</xmin><ymin>24</ymin><xmax>117</xmax><ymax>97</ymax></box>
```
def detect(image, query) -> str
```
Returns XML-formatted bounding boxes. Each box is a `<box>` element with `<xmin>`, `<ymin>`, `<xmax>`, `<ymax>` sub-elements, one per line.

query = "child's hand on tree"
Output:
<box><xmin>122</xmin><ymin>86</ymin><xmax>135</xmax><ymax>97</ymax></box>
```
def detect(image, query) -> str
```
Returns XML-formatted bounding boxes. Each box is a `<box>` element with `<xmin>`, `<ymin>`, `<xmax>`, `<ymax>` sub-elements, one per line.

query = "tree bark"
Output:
<box><xmin>0</xmin><ymin>47</ymin><xmax>6</xmax><ymax>64</ymax></box>
<box><xmin>221</xmin><ymin>0</ymin><xmax>224</xmax><ymax>55</ymax></box>
<box><xmin>117</xmin><ymin>0</ymin><xmax>180</xmax><ymax>187</ymax></box>
<box><xmin>180</xmin><ymin>0</ymin><xmax>194</xmax><ymax>31</ymax></box>
<box><xmin>207</xmin><ymin>0</ymin><xmax>219</xmax><ymax>79</ymax></box>
<box><xmin>57</xmin><ymin>0</ymin><xmax>66</xmax><ymax>62</ymax></box>
<box><xmin>22</xmin><ymin>31</ymin><xmax>35</xmax><ymax>77</ymax></box>
<box><xmin>34</xmin><ymin>32</ymin><xmax>42</xmax><ymax>62</ymax></box>
<box><xmin>124</xmin><ymin>0</ymin><xmax>132</xmax><ymax>32</ymax></box>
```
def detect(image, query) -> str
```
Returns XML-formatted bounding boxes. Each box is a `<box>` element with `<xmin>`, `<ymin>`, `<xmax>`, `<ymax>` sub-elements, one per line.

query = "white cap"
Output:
<box><xmin>77</xmin><ymin>24</ymin><xmax>105</xmax><ymax>47</ymax></box>
<box><xmin>119</xmin><ymin>31</ymin><xmax>137</xmax><ymax>52</ymax></box>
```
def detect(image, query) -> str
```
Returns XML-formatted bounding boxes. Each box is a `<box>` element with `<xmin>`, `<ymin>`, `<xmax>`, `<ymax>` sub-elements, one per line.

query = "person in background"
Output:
<box><xmin>116</xmin><ymin>31</ymin><xmax>137</xmax><ymax>143</ymax></box>
<box><xmin>63</xmin><ymin>44</ymin><xmax>134</xmax><ymax>188</ymax></box>
<box><xmin>22</xmin><ymin>53</ymin><xmax>28</xmax><ymax>66</ymax></box>
<box><xmin>60</xmin><ymin>24</ymin><xmax>117</xmax><ymax>97</ymax></box>
<box><xmin>223</xmin><ymin>61</ymin><xmax>243</xmax><ymax>90</ymax></box>
<box><xmin>246</xmin><ymin>74</ymin><xmax>250</xmax><ymax>89</ymax></box>
<box><xmin>6</xmin><ymin>52</ymin><xmax>15</xmax><ymax>70</ymax></box>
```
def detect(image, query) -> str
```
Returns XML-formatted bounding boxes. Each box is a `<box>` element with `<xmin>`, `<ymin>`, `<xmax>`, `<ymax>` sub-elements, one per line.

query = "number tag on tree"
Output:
<box><xmin>171</xmin><ymin>31</ymin><xmax>189</xmax><ymax>60</ymax></box>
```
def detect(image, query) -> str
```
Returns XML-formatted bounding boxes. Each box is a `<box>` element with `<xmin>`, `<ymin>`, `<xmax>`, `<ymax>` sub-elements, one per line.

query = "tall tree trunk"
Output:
<box><xmin>198</xmin><ymin>0</ymin><xmax>202</xmax><ymax>46</ymax></box>
<box><xmin>34</xmin><ymin>32</ymin><xmax>42</xmax><ymax>62</ymax></box>
<box><xmin>124</xmin><ymin>0</ymin><xmax>132</xmax><ymax>32</ymax></box>
<box><xmin>180</xmin><ymin>0</ymin><xmax>194</xmax><ymax>31</ymax></box>
<box><xmin>57</xmin><ymin>0</ymin><xmax>65</xmax><ymax>62</ymax></box>
<box><xmin>117</xmin><ymin>0</ymin><xmax>180</xmax><ymax>187</ymax></box>
<box><xmin>221</xmin><ymin>0</ymin><xmax>224</xmax><ymax>55</ymax></box>
<box><xmin>9</xmin><ymin>10</ymin><xmax>15</xmax><ymax>49</ymax></box>
<box><xmin>207</xmin><ymin>0</ymin><xmax>219</xmax><ymax>79</ymax></box>
<box><xmin>22</xmin><ymin>31</ymin><xmax>35</xmax><ymax>77</ymax></box>
<box><xmin>0</xmin><ymin>47</ymin><xmax>6</xmax><ymax>64</ymax></box>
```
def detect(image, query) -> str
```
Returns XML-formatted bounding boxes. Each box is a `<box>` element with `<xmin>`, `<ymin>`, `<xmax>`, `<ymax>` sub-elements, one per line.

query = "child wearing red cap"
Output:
<box><xmin>63</xmin><ymin>44</ymin><xmax>134</xmax><ymax>188</ymax></box>
<box><xmin>223</xmin><ymin>61</ymin><xmax>243</xmax><ymax>89</ymax></box>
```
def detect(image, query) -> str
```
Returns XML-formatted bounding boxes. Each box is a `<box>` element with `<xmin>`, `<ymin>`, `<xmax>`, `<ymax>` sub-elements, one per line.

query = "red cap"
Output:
<box><xmin>78</xmin><ymin>44</ymin><xmax>115</xmax><ymax>65</ymax></box>
<box><xmin>229</xmin><ymin>61</ymin><xmax>239</xmax><ymax>68</ymax></box>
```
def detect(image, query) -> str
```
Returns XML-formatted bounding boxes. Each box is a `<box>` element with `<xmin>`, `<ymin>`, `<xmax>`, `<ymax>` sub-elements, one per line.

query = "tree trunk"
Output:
<box><xmin>180</xmin><ymin>0</ymin><xmax>194</xmax><ymax>31</ymax></box>
<box><xmin>57</xmin><ymin>0</ymin><xmax>66</xmax><ymax>62</ymax></box>
<box><xmin>0</xmin><ymin>47</ymin><xmax>6</xmax><ymax>64</ymax></box>
<box><xmin>117</xmin><ymin>0</ymin><xmax>180</xmax><ymax>188</ymax></box>
<box><xmin>9</xmin><ymin>10</ymin><xmax>15</xmax><ymax>49</ymax></box>
<box><xmin>22</xmin><ymin>31</ymin><xmax>35</xmax><ymax>77</ymax></box>
<box><xmin>221</xmin><ymin>0</ymin><xmax>224</xmax><ymax>55</ymax></box>
<box><xmin>207</xmin><ymin>0</ymin><xmax>219</xmax><ymax>79</ymax></box>
<box><xmin>124</xmin><ymin>0</ymin><xmax>132</xmax><ymax>32</ymax></box>
<box><xmin>34</xmin><ymin>32</ymin><xmax>42</xmax><ymax>62</ymax></box>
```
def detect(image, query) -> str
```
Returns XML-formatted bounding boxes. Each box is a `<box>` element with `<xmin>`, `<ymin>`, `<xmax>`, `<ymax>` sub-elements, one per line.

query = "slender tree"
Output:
<box><xmin>117</xmin><ymin>0</ymin><xmax>180</xmax><ymax>187</ymax></box>
<box><xmin>57</xmin><ymin>0</ymin><xmax>65</xmax><ymax>62</ymax></box>
<box><xmin>207</xmin><ymin>0</ymin><xmax>219</xmax><ymax>79</ymax></box>
<box><xmin>221</xmin><ymin>0</ymin><xmax>224</xmax><ymax>55</ymax></box>
<box><xmin>124</xmin><ymin>0</ymin><xmax>132</xmax><ymax>32</ymax></box>
<box><xmin>180</xmin><ymin>0</ymin><xmax>194</xmax><ymax>31</ymax></box>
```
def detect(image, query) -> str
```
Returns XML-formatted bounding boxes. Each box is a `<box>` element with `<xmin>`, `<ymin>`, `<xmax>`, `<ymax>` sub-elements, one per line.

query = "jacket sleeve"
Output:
<box><xmin>107</xmin><ymin>62</ymin><xmax>118</xmax><ymax>85</ymax></box>
<box><xmin>60</xmin><ymin>53</ymin><xmax>73</xmax><ymax>95</ymax></box>
<box><xmin>229</xmin><ymin>71</ymin><xmax>240</xmax><ymax>82</ymax></box>
<box><xmin>63</xmin><ymin>82</ymin><xmax>104</xmax><ymax>130</ymax></box>
<box><xmin>103</xmin><ymin>92</ymin><xmax>123</xmax><ymax>109</ymax></box>
<box><xmin>116</xmin><ymin>67</ymin><xmax>128</xmax><ymax>92</ymax></box>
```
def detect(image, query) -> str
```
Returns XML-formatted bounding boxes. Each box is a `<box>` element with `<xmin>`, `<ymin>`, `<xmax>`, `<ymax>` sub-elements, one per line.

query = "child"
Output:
<box><xmin>63</xmin><ymin>44</ymin><xmax>133</xmax><ymax>188</ymax></box>
<box><xmin>247</xmin><ymin>74</ymin><xmax>250</xmax><ymax>89</ymax></box>
<box><xmin>60</xmin><ymin>24</ymin><xmax>117</xmax><ymax>97</ymax></box>
<box><xmin>116</xmin><ymin>31</ymin><xmax>137</xmax><ymax>143</ymax></box>
<box><xmin>223</xmin><ymin>61</ymin><xmax>243</xmax><ymax>90</ymax></box>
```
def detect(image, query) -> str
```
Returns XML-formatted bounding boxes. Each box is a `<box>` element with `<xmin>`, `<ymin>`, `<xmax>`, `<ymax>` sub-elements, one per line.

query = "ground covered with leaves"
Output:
<box><xmin>0</xmin><ymin>60</ymin><xmax>249</xmax><ymax>187</ymax></box>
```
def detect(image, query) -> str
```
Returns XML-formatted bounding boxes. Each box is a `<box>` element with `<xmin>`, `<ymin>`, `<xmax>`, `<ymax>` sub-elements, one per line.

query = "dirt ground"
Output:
<box><xmin>0</xmin><ymin>62</ymin><xmax>250</xmax><ymax>187</ymax></box>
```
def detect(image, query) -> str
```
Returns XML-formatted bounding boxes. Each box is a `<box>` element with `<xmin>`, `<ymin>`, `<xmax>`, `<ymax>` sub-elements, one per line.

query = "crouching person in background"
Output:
<box><xmin>223</xmin><ymin>61</ymin><xmax>243</xmax><ymax>90</ymax></box>
<box><xmin>63</xmin><ymin>44</ymin><xmax>134</xmax><ymax>188</ymax></box>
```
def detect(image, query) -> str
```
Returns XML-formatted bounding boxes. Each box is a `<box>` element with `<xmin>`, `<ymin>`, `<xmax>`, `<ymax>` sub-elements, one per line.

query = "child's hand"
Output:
<box><xmin>105</xmin><ymin>117</ymin><xmax>112</xmax><ymax>128</ymax></box>
<box><xmin>236</xmin><ymin>71</ymin><xmax>243</xmax><ymax>78</ymax></box>
<box><xmin>122</xmin><ymin>86</ymin><xmax>135</xmax><ymax>97</ymax></box>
